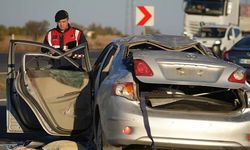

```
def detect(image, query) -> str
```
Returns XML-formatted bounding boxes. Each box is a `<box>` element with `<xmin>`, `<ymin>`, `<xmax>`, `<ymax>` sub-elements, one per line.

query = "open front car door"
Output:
<box><xmin>6</xmin><ymin>40</ymin><xmax>93</xmax><ymax>136</ymax></box>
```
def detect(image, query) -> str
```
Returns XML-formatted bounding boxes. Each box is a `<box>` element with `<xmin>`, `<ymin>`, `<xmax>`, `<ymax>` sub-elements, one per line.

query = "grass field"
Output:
<box><xmin>0</xmin><ymin>74</ymin><xmax>6</xmax><ymax>99</ymax></box>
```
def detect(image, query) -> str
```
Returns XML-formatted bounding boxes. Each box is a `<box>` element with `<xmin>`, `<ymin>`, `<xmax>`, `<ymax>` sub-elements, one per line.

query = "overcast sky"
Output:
<box><xmin>0</xmin><ymin>0</ymin><xmax>186</xmax><ymax>35</ymax></box>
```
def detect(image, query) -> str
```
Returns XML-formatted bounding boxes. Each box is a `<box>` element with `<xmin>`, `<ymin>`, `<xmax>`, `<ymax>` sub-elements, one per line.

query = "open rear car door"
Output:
<box><xmin>6</xmin><ymin>40</ymin><xmax>93</xmax><ymax>136</ymax></box>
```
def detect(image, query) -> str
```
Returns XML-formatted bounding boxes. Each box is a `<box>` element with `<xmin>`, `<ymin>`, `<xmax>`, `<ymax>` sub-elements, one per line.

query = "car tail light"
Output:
<box><xmin>134</xmin><ymin>59</ymin><xmax>153</xmax><ymax>76</ymax></box>
<box><xmin>247</xmin><ymin>134</ymin><xmax>250</xmax><ymax>141</ymax></box>
<box><xmin>228</xmin><ymin>69</ymin><xmax>246</xmax><ymax>84</ymax></box>
<box><xmin>223</xmin><ymin>51</ymin><xmax>229</xmax><ymax>60</ymax></box>
<box><xmin>112</xmin><ymin>82</ymin><xmax>136</xmax><ymax>100</ymax></box>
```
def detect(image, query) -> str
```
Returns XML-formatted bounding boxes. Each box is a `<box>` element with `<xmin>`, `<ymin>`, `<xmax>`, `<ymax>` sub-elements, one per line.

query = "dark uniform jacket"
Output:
<box><xmin>42</xmin><ymin>24</ymin><xmax>87</xmax><ymax>69</ymax></box>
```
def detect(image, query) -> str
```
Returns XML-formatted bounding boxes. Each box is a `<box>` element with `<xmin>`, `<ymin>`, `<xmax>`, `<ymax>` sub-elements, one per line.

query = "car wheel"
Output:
<box><xmin>212</xmin><ymin>45</ymin><xmax>222</xmax><ymax>58</ymax></box>
<box><xmin>96</xmin><ymin>119</ymin><xmax>122</xmax><ymax>150</ymax></box>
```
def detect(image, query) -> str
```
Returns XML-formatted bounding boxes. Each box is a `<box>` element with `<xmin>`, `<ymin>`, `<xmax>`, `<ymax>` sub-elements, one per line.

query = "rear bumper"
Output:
<box><xmin>100</xmin><ymin>97</ymin><xmax>250</xmax><ymax>149</ymax></box>
<box><xmin>110</xmin><ymin>137</ymin><xmax>248</xmax><ymax>150</ymax></box>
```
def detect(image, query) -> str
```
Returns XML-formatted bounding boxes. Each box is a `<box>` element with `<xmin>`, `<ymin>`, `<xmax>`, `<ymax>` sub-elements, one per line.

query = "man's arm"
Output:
<box><xmin>78</xmin><ymin>31</ymin><xmax>87</xmax><ymax>45</ymax></box>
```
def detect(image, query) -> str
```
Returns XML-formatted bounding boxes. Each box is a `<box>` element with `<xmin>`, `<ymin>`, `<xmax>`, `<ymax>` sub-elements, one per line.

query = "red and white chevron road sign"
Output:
<box><xmin>136</xmin><ymin>6</ymin><xmax>154</xmax><ymax>26</ymax></box>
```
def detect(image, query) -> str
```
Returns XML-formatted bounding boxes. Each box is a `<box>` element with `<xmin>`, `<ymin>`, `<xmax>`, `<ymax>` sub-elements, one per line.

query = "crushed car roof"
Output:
<box><xmin>113</xmin><ymin>34</ymin><xmax>199</xmax><ymax>49</ymax></box>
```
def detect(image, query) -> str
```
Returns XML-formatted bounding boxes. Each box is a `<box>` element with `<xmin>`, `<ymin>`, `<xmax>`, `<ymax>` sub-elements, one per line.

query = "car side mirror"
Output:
<box><xmin>228</xmin><ymin>35</ymin><xmax>233</xmax><ymax>40</ymax></box>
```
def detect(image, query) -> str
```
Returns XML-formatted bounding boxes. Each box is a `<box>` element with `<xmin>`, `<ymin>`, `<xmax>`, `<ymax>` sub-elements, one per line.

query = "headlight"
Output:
<box><xmin>214</xmin><ymin>40</ymin><xmax>221</xmax><ymax>45</ymax></box>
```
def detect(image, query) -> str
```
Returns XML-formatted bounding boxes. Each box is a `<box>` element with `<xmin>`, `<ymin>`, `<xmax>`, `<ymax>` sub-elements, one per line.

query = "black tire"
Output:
<box><xmin>212</xmin><ymin>45</ymin><xmax>222</xmax><ymax>58</ymax></box>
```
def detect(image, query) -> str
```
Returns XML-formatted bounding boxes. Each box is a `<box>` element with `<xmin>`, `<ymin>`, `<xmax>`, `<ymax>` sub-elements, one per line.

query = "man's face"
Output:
<box><xmin>57</xmin><ymin>18</ymin><xmax>69</xmax><ymax>32</ymax></box>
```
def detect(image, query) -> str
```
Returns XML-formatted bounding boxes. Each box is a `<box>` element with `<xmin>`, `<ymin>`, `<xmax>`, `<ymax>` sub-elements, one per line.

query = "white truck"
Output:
<box><xmin>183</xmin><ymin>0</ymin><xmax>240</xmax><ymax>38</ymax></box>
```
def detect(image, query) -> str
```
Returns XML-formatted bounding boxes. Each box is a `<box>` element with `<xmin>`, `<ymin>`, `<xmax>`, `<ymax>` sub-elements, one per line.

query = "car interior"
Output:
<box><xmin>15</xmin><ymin>54</ymin><xmax>92</xmax><ymax>132</ymax></box>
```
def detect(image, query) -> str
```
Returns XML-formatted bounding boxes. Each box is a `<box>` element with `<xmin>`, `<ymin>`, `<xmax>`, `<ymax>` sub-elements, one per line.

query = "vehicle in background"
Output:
<box><xmin>183</xmin><ymin>0</ymin><xmax>240</xmax><ymax>38</ymax></box>
<box><xmin>92</xmin><ymin>34</ymin><xmax>250</xmax><ymax>150</ymax></box>
<box><xmin>224</xmin><ymin>36</ymin><xmax>250</xmax><ymax>81</ymax></box>
<box><xmin>6</xmin><ymin>40</ymin><xmax>93</xmax><ymax>147</ymax></box>
<box><xmin>194</xmin><ymin>24</ymin><xmax>242</xmax><ymax>57</ymax></box>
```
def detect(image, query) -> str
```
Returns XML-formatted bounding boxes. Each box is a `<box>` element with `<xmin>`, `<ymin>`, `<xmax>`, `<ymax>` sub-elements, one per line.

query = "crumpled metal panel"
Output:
<box><xmin>115</xmin><ymin>34</ymin><xmax>198</xmax><ymax>49</ymax></box>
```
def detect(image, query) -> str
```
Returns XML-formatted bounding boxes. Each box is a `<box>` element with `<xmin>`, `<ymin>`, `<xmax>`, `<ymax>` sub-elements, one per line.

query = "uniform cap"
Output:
<box><xmin>55</xmin><ymin>10</ymin><xmax>69</xmax><ymax>22</ymax></box>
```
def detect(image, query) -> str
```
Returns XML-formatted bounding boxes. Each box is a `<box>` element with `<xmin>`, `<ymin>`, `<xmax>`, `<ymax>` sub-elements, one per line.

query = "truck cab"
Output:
<box><xmin>183</xmin><ymin>0</ymin><xmax>240</xmax><ymax>38</ymax></box>
<box><xmin>193</xmin><ymin>24</ymin><xmax>242</xmax><ymax>57</ymax></box>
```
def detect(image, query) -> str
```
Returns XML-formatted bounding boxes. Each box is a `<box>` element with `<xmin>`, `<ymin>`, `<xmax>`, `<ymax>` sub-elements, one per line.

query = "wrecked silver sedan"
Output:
<box><xmin>93</xmin><ymin>35</ymin><xmax>250</xmax><ymax>150</ymax></box>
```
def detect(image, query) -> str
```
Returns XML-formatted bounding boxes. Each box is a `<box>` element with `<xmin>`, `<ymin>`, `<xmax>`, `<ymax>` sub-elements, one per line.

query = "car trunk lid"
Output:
<box><xmin>132</xmin><ymin>50</ymin><xmax>245</xmax><ymax>89</ymax></box>
<box><xmin>227</xmin><ymin>47</ymin><xmax>250</xmax><ymax>68</ymax></box>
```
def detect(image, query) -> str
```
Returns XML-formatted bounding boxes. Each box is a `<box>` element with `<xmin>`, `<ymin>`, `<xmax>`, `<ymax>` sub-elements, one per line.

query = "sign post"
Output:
<box><xmin>136</xmin><ymin>6</ymin><xmax>154</xmax><ymax>34</ymax></box>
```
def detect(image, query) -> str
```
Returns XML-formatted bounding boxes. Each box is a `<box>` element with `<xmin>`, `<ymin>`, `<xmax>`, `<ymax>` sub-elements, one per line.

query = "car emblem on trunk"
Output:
<box><xmin>176</xmin><ymin>67</ymin><xmax>185</xmax><ymax>75</ymax></box>
<box><xmin>197</xmin><ymin>70</ymin><xmax>204</xmax><ymax>76</ymax></box>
